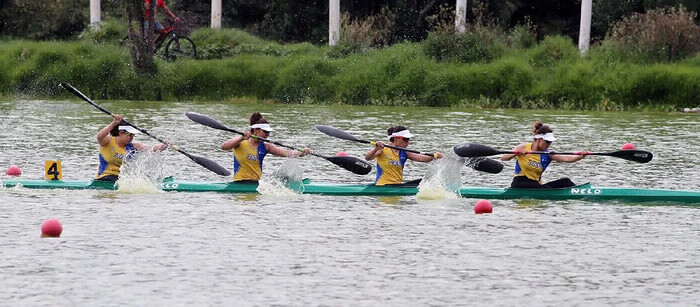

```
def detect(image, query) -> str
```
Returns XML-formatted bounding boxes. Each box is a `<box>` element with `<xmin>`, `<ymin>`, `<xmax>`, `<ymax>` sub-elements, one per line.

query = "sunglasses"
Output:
<box><xmin>121</xmin><ymin>131</ymin><xmax>135</xmax><ymax>137</ymax></box>
<box><xmin>544</xmin><ymin>140</ymin><xmax>552</xmax><ymax>144</ymax></box>
<box><xmin>395</xmin><ymin>136</ymin><xmax>410</xmax><ymax>142</ymax></box>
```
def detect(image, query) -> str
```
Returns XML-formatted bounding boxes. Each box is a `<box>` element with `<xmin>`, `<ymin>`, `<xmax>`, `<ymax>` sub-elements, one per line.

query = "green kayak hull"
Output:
<box><xmin>2</xmin><ymin>178</ymin><xmax>699</xmax><ymax>204</ymax></box>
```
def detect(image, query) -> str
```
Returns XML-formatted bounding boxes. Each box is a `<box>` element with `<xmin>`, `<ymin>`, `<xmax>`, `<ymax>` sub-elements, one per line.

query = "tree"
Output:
<box><xmin>124</xmin><ymin>0</ymin><xmax>157</xmax><ymax>75</ymax></box>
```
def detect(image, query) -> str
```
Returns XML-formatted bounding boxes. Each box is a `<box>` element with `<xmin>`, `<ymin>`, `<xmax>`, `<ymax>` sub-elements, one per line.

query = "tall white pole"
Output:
<box><xmin>211</xmin><ymin>0</ymin><xmax>222</xmax><ymax>29</ymax></box>
<box><xmin>455</xmin><ymin>0</ymin><xmax>467</xmax><ymax>33</ymax></box>
<box><xmin>90</xmin><ymin>0</ymin><xmax>101</xmax><ymax>25</ymax></box>
<box><xmin>329</xmin><ymin>0</ymin><xmax>340</xmax><ymax>46</ymax></box>
<box><xmin>578</xmin><ymin>0</ymin><xmax>592</xmax><ymax>54</ymax></box>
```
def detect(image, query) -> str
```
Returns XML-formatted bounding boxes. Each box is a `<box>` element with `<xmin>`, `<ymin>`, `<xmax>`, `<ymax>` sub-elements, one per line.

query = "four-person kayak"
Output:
<box><xmin>2</xmin><ymin>178</ymin><xmax>699</xmax><ymax>204</ymax></box>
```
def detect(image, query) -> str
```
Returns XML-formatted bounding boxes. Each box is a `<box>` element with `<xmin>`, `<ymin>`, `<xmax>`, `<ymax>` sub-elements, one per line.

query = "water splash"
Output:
<box><xmin>417</xmin><ymin>153</ymin><xmax>463</xmax><ymax>200</ymax></box>
<box><xmin>115</xmin><ymin>150</ymin><xmax>164</xmax><ymax>194</ymax></box>
<box><xmin>256</xmin><ymin>159</ymin><xmax>304</xmax><ymax>196</ymax></box>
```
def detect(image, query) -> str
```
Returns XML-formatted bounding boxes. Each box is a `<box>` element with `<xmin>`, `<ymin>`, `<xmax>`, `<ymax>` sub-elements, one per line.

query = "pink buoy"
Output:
<box><xmin>41</xmin><ymin>219</ymin><xmax>63</xmax><ymax>237</ymax></box>
<box><xmin>5</xmin><ymin>165</ymin><xmax>21</xmax><ymax>176</ymax></box>
<box><xmin>336</xmin><ymin>151</ymin><xmax>348</xmax><ymax>157</ymax></box>
<box><xmin>621</xmin><ymin>143</ymin><xmax>636</xmax><ymax>150</ymax></box>
<box><xmin>474</xmin><ymin>200</ymin><xmax>493</xmax><ymax>214</ymax></box>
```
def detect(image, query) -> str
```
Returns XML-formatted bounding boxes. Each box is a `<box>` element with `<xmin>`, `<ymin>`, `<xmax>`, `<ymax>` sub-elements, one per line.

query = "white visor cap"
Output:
<box><xmin>388</xmin><ymin>129</ymin><xmax>414</xmax><ymax>140</ymax></box>
<box><xmin>534</xmin><ymin>132</ymin><xmax>556</xmax><ymax>142</ymax></box>
<box><xmin>250</xmin><ymin>123</ymin><xmax>275</xmax><ymax>132</ymax></box>
<box><xmin>118</xmin><ymin>125</ymin><xmax>140</xmax><ymax>134</ymax></box>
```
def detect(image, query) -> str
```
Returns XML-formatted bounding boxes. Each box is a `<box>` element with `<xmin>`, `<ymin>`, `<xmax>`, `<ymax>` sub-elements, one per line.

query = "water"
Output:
<box><xmin>1</xmin><ymin>99</ymin><xmax>699</xmax><ymax>305</ymax></box>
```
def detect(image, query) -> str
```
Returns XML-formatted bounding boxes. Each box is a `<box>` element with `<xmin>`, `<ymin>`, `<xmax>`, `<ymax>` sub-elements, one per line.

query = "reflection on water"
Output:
<box><xmin>1</xmin><ymin>100</ymin><xmax>699</xmax><ymax>305</ymax></box>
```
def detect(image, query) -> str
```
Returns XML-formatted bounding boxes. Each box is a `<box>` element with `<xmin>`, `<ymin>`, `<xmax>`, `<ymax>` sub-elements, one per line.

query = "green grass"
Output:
<box><xmin>1</xmin><ymin>27</ymin><xmax>699</xmax><ymax>111</ymax></box>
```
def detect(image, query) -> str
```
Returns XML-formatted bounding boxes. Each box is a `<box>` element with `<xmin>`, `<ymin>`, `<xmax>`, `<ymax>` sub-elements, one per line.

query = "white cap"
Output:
<box><xmin>534</xmin><ymin>132</ymin><xmax>556</xmax><ymax>142</ymax></box>
<box><xmin>388</xmin><ymin>129</ymin><xmax>414</xmax><ymax>140</ymax></box>
<box><xmin>250</xmin><ymin>123</ymin><xmax>275</xmax><ymax>132</ymax></box>
<box><xmin>118</xmin><ymin>125</ymin><xmax>140</xmax><ymax>134</ymax></box>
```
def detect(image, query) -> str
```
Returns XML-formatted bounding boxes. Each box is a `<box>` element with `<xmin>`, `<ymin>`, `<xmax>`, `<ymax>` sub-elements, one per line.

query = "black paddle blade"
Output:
<box><xmin>185</xmin><ymin>112</ymin><xmax>235</xmax><ymax>132</ymax></box>
<box><xmin>468</xmin><ymin>157</ymin><xmax>504</xmax><ymax>174</ymax></box>
<box><xmin>324</xmin><ymin>156</ymin><xmax>373</xmax><ymax>175</ymax></box>
<box><xmin>315</xmin><ymin>125</ymin><xmax>362</xmax><ymax>142</ymax></box>
<box><xmin>186</xmin><ymin>153</ymin><xmax>231</xmax><ymax>176</ymax></box>
<box><xmin>607</xmin><ymin>150</ymin><xmax>653</xmax><ymax>163</ymax></box>
<box><xmin>453</xmin><ymin>143</ymin><xmax>501</xmax><ymax>157</ymax></box>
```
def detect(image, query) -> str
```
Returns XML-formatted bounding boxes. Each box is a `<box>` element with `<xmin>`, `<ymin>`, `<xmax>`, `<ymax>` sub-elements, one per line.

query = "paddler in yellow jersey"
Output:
<box><xmin>221</xmin><ymin>112</ymin><xmax>310</xmax><ymax>182</ymax></box>
<box><xmin>364</xmin><ymin>126</ymin><xmax>442</xmax><ymax>186</ymax></box>
<box><xmin>501</xmin><ymin>121</ymin><xmax>587</xmax><ymax>188</ymax></box>
<box><xmin>96</xmin><ymin>114</ymin><xmax>170</xmax><ymax>181</ymax></box>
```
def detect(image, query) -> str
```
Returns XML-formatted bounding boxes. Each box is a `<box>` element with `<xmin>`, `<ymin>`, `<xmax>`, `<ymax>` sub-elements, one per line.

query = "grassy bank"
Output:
<box><xmin>1</xmin><ymin>28</ymin><xmax>699</xmax><ymax>111</ymax></box>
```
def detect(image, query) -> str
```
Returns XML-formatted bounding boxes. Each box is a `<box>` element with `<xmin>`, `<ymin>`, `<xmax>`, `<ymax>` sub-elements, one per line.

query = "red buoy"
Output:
<box><xmin>474</xmin><ymin>200</ymin><xmax>493</xmax><ymax>214</ymax></box>
<box><xmin>41</xmin><ymin>219</ymin><xmax>63</xmax><ymax>237</ymax></box>
<box><xmin>5</xmin><ymin>165</ymin><xmax>21</xmax><ymax>176</ymax></box>
<box><xmin>621</xmin><ymin>143</ymin><xmax>636</xmax><ymax>150</ymax></box>
<box><xmin>336</xmin><ymin>151</ymin><xmax>348</xmax><ymax>157</ymax></box>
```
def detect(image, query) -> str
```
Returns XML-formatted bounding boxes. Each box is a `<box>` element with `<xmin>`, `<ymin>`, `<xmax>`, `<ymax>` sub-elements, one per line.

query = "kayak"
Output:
<box><xmin>2</xmin><ymin>178</ymin><xmax>699</xmax><ymax>204</ymax></box>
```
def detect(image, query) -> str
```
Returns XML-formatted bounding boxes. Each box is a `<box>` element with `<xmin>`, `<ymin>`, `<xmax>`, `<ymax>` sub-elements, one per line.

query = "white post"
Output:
<box><xmin>211</xmin><ymin>0</ymin><xmax>222</xmax><ymax>29</ymax></box>
<box><xmin>578</xmin><ymin>0</ymin><xmax>592</xmax><ymax>54</ymax></box>
<box><xmin>329</xmin><ymin>0</ymin><xmax>340</xmax><ymax>46</ymax></box>
<box><xmin>90</xmin><ymin>0</ymin><xmax>101</xmax><ymax>25</ymax></box>
<box><xmin>455</xmin><ymin>0</ymin><xmax>467</xmax><ymax>33</ymax></box>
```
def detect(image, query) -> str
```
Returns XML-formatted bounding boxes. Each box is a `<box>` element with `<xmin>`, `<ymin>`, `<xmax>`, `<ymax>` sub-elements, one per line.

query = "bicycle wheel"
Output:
<box><xmin>164</xmin><ymin>36</ymin><xmax>197</xmax><ymax>61</ymax></box>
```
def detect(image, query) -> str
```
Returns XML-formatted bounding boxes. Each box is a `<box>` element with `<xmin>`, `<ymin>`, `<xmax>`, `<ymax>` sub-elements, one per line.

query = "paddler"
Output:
<box><xmin>501</xmin><ymin>121</ymin><xmax>587</xmax><ymax>188</ymax></box>
<box><xmin>96</xmin><ymin>114</ymin><xmax>171</xmax><ymax>181</ymax></box>
<box><xmin>364</xmin><ymin>126</ymin><xmax>442</xmax><ymax>186</ymax></box>
<box><xmin>221</xmin><ymin>112</ymin><xmax>310</xmax><ymax>183</ymax></box>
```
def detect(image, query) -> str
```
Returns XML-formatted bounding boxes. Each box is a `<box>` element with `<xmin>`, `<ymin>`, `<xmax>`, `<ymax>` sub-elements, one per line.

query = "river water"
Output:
<box><xmin>1</xmin><ymin>99</ymin><xmax>698</xmax><ymax>305</ymax></box>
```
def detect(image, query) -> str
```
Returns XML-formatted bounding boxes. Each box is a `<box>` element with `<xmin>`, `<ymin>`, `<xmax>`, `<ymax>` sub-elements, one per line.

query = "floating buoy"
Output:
<box><xmin>683</xmin><ymin>108</ymin><xmax>691</xmax><ymax>113</ymax></box>
<box><xmin>5</xmin><ymin>165</ymin><xmax>21</xmax><ymax>176</ymax></box>
<box><xmin>621</xmin><ymin>143</ymin><xmax>636</xmax><ymax>150</ymax></box>
<box><xmin>41</xmin><ymin>218</ymin><xmax>62</xmax><ymax>237</ymax></box>
<box><xmin>692</xmin><ymin>107</ymin><xmax>700</xmax><ymax>113</ymax></box>
<box><xmin>336</xmin><ymin>151</ymin><xmax>348</xmax><ymax>157</ymax></box>
<box><xmin>474</xmin><ymin>200</ymin><xmax>493</xmax><ymax>214</ymax></box>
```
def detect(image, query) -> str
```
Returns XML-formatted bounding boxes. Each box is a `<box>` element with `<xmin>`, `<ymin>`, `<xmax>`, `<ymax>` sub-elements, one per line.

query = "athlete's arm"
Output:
<box><xmin>97</xmin><ymin>115</ymin><xmax>122</xmax><ymax>146</ymax></box>
<box><xmin>501</xmin><ymin>143</ymin><xmax>525</xmax><ymax>161</ymax></box>
<box><xmin>551</xmin><ymin>152</ymin><xmax>586</xmax><ymax>163</ymax></box>
<box><xmin>221</xmin><ymin>132</ymin><xmax>249</xmax><ymax>150</ymax></box>
<box><xmin>364</xmin><ymin>142</ymin><xmax>384</xmax><ymax>161</ymax></box>
<box><xmin>266</xmin><ymin>143</ymin><xmax>303</xmax><ymax>157</ymax></box>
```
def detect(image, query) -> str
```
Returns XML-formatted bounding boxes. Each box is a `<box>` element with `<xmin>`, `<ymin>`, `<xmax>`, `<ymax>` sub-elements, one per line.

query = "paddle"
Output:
<box><xmin>314</xmin><ymin>125</ymin><xmax>504</xmax><ymax>174</ymax></box>
<box><xmin>59</xmin><ymin>83</ymin><xmax>231</xmax><ymax>176</ymax></box>
<box><xmin>453</xmin><ymin>142</ymin><xmax>653</xmax><ymax>163</ymax></box>
<box><xmin>185</xmin><ymin>112</ymin><xmax>373</xmax><ymax>175</ymax></box>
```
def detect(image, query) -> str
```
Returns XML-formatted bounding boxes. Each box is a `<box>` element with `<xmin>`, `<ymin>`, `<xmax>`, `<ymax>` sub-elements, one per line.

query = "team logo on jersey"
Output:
<box><xmin>528</xmin><ymin>161</ymin><xmax>542</xmax><ymax>169</ymax></box>
<box><xmin>246</xmin><ymin>153</ymin><xmax>259</xmax><ymax>161</ymax></box>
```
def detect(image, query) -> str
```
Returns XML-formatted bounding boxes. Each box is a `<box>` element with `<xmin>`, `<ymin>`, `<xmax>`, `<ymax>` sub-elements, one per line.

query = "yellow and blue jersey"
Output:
<box><xmin>232</xmin><ymin>140</ymin><xmax>268</xmax><ymax>181</ymax></box>
<box><xmin>96</xmin><ymin>138</ymin><xmax>135</xmax><ymax>179</ymax></box>
<box><xmin>514</xmin><ymin>142</ymin><xmax>551</xmax><ymax>183</ymax></box>
<box><xmin>375</xmin><ymin>147</ymin><xmax>407</xmax><ymax>186</ymax></box>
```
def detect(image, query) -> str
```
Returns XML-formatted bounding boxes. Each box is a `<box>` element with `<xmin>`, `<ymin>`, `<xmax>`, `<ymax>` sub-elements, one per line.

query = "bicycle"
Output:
<box><xmin>123</xmin><ymin>21</ymin><xmax>197</xmax><ymax>61</ymax></box>
<box><xmin>156</xmin><ymin>22</ymin><xmax>197</xmax><ymax>61</ymax></box>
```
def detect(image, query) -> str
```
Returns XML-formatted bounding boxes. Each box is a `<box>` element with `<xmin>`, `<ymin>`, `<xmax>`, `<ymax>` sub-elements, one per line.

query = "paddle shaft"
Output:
<box><xmin>499</xmin><ymin>150</ymin><xmax>624</xmax><ymax>157</ymax></box>
<box><xmin>60</xmin><ymin>83</ymin><xmax>231</xmax><ymax>176</ymax></box>
<box><xmin>367</xmin><ymin>141</ymin><xmax>438</xmax><ymax>158</ymax></box>
<box><xmin>454</xmin><ymin>142</ymin><xmax>653</xmax><ymax>163</ymax></box>
<box><xmin>316</xmin><ymin>125</ymin><xmax>504</xmax><ymax>173</ymax></box>
<box><xmin>227</xmin><ymin>127</ymin><xmax>324</xmax><ymax>158</ymax></box>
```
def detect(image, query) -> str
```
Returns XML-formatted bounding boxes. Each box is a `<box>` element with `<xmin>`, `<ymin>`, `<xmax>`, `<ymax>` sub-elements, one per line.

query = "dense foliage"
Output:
<box><xmin>1</xmin><ymin>0</ymin><xmax>698</xmax><ymax>43</ymax></box>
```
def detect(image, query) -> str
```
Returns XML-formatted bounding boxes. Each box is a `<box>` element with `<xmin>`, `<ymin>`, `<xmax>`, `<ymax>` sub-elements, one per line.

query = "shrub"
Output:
<box><xmin>507</xmin><ymin>19</ymin><xmax>537</xmax><ymax>49</ymax></box>
<box><xmin>607</xmin><ymin>6</ymin><xmax>700</xmax><ymax>61</ymax></box>
<box><xmin>527</xmin><ymin>35</ymin><xmax>579</xmax><ymax>67</ymax></box>
<box><xmin>272</xmin><ymin>58</ymin><xmax>338</xmax><ymax>103</ymax></box>
<box><xmin>78</xmin><ymin>19</ymin><xmax>127</xmax><ymax>44</ymax></box>
<box><xmin>0</xmin><ymin>0</ymin><xmax>88</xmax><ymax>39</ymax></box>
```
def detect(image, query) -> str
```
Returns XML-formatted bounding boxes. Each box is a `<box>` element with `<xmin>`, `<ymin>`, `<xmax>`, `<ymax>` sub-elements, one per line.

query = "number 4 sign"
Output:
<box><xmin>45</xmin><ymin>160</ymin><xmax>62</xmax><ymax>180</ymax></box>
